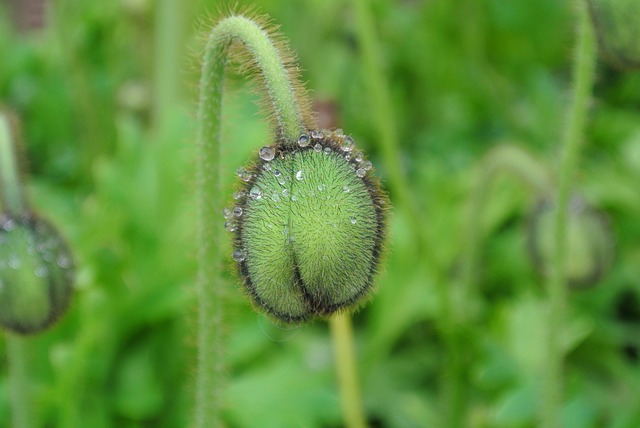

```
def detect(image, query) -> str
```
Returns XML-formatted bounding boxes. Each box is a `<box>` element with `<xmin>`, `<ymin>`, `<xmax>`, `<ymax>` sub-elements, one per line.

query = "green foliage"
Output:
<box><xmin>0</xmin><ymin>0</ymin><xmax>640</xmax><ymax>427</ymax></box>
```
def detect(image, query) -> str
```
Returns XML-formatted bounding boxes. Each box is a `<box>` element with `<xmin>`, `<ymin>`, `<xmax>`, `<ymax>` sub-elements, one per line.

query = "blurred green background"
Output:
<box><xmin>1</xmin><ymin>0</ymin><xmax>640</xmax><ymax>427</ymax></box>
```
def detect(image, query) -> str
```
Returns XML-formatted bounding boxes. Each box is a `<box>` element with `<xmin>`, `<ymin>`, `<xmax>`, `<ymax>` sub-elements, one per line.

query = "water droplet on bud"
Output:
<box><xmin>259</xmin><ymin>146</ymin><xmax>276</xmax><ymax>161</ymax></box>
<box><xmin>341</xmin><ymin>137</ymin><xmax>355</xmax><ymax>152</ymax></box>
<box><xmin>297</xmin><ymin>134</ymin><xmax>310</xmax><ymax>147</ymax></box>
<box><xmin>233</xmin><ymin>249</ymin><xmax>247</xmax><ymax>262</ymax></box>
<box><xmin>249</xmin><ymin>186</ymin><xmax>263</xmax><ymax>200</ymax></box>
<box><xmin>236</xmin><ymin>167</ymin><xmax>252</xmax><ymax>182</ymax></box>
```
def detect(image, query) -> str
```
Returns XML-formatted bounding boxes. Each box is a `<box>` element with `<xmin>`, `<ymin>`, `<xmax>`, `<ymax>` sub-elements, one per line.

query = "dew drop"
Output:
<box><xmin>291</xmin><ymin>194</ymin><xmax>299</xmax><ymax>202</ymax></box>
<box><xmin>35</xmin><ymin>266</ymin><xmax>48</xmax><ymax>278</ymax></box>
<box><xmin>344</xmin><ymin>153</ymin><xmax>352</xmax><ymax>161</ymax></box>
<box><xmin>225</xmin><ymin>220</ymin><xmax>237</xmax><ymax>232</ymax></box>
<box><xmin>334</xmin><ymin>128</ymin><xmax>344</xmax><ymax>137</ymax></box>
<box><xmin>343</xmin><ymin>186</ymin><xmax>351</xmax><ymax>193</ymax></box>
<box><xmin>323</xmin><ymin>147</ymin><xmax>332</xmax><ymax>155</ymax></box>
<box><xmin>277</xmin><ymin>175</ymin><xmax>286</xmax><ymax>185</ymax></box>
<box><xmin>313</xmin><ymin>143</ymin><xmax>322</xmax><ymax>152</ymax></box>
<box><xmin>236</xmin><ymin>167</ymin><xmax>252</xmax><ymax>182</ymax></box>
<box><xmin>233</xmin><ymin>207</ymin><xmax>243</xmax><ymax>217</ymax></box>
<box><xmin>361</xmin><ymin>160</ymin><xmax>372</xmax><ymax>171</ymax></box>
<box><xmin>354</xmin><ymin>151</ymin><xmax>364</xmax><ymax>162</ymax></box>
<box><xmin>311</xmin><ymin>130</ymin><xmax>323</xmax><ymax>139</ymax></box>
<box><xmin>259</xmin><ymin>146</ymin><xmax>276</xmax><ymax>161</ymax></box>
<box><xmin>223</xmin><ymin>207</ymin><xmax>233</xmax><ymax>219</ymax></box>
<box><xmin>295</xmin><ymin>170</ymin><xmax>305</xmax><ymax>181</ymax></box>
<box><xmin>262</xmin><ymin>163</ymin><xmax>272</xmax><ymax>172</ymax></box>
<box><xmin>350</xmin><ymin>217</ymin><xmax>357</xmax><ymax>224</ymax></box>
<box><xmin>341</xmin><ymin>136</ymin><xmax>355</xmax><ymax>152</ymax></box>
<box><xmin>298</xmin><ymin>134</ymin><xmax>310</xmax><ymax>147</ymax></box>
<box><xmin>274</xmin><ymin>169</ymin><xmax>282</xmax><ymax>177</ymax></box>
<box><xmin>249</xmin><ymin>186</ymin><xmax>263</xmax><ymax>200</ymax></box>
<box><xmin>233</xmin><ymin>190</ymin><xmax>246</xmax><ymax>200</ymax></box>
<box><xmin>318</xmin><ymin>184</ymin><xmax>326</xmax><ymax>191</ymax></box>
<box><xmin>282</xmin><ymin>189</ymin><xmax>290</xmax><ymax>198</ymax></box>
<box><xmin>233</xmin><ymin>249</ymin><xmax>246</xmax><ymax>262</ymax></box>
<box><xmin>356</xmin><ymin>168</ymin><xmax>366</xmax><ymax>178</ymax></box>
<box><xmin>271</xmin><ymin>193</ymin><xmax>281</xmax><ymax>202</ymax></box>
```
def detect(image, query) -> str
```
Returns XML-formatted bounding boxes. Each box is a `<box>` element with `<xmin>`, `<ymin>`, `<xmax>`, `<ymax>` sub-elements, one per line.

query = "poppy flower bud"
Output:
<box><xmin>527</xmin><ymin>195</ymin><xmax>614</xmax><ymax>288</ymax></box>
<box><xmin>224</xmin><ymin>130</ymin><xmax>388</xmax><ymax>323</ymax></box>
<box><xmin>0</xmin><ymin>213</ymin><xmax>74</xmax><ymax>334</ymax></box>
<box><xmin>587</xmin><ymin>0</ymin><xmax>640</xmax><ymax>69</ymax></box>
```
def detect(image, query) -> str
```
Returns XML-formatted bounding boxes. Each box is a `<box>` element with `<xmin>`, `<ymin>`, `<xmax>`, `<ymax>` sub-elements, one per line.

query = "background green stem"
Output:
<box><xmin>330</xmin><ymin>313</ymin><xmax>368</xmax><ymax>428</ymax></box>
<box><xmin>349</xmin><ymin>1</ymin><xmax>463</xmax><ymax>424</ymax></box>
<box><xmin>153</xmin><ymin>0</ymin><xmax>185</xmax><ymax>133</ymax></box>
<box><xmin>543</xmin><ymin>3</ymin><xmax>596</xmax><ymax>427</ymax></box>
<box><xmin>1</xmin><ymin>111</ymin><xmax>35</xmax><ymax>428</ymax></box>
<box><xmin>462</xmin><ymin>145</ymin><xmax>554</xmax><ymax>307</ymax></box>
<box><xmin>351</xmin><ymin>0</ymin><xmax>437</xmax><ymax>267</ymax></box>
<box><xmin>196</xmin><ymin>15</ymin><xmax>312</xmax><ymax>427</ymax></box>
<box><xmin>6</xmin><ymin>335</ymin><xmax>35</xmax><ymax>428</ymax></box>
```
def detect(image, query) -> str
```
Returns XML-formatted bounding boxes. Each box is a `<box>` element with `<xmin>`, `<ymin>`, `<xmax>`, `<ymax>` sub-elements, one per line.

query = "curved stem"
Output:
<box><xmin>462</xmin><ymin>145</ymin><xmax>554</xmax><ymax>307</ymax></box>
<box><xmin>543</xmin><ymin>3</ymin><xmax>596</xmax><ymax>427</ymax></box>
<box><xmin>195</xmin><ymin>15</ymin><xmax>312</xmax><ymax>427</ymax></box>
<box><xmin>1</xmin><ymin>111</ymin><xmax>34</xmax><ymax>428</ymax></box>
<box><xmin>330</xmin><ymin>313</ymin><xmax>368</xmax><ymax>428</ymax></box>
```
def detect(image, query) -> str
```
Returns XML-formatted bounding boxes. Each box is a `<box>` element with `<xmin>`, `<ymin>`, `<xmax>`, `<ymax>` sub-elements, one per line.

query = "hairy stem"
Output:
<box><xmin>196</xmin><ymin>15</ymin><xmax>311</xmax><ymax>427</ymax></box>
<box><xmin>543</xmin><ymin>3</ymin><xmax>596</xmax><ymax>427</ymax></box>
<box><xmin>330</xmin><ymin>313</ymin><xmax>368</xmax><ymax>428</ymax></box>
<box><xmin>0</xmin><ymin>111</ymin><xmax>34</xmax><ymax>428</ymax></box>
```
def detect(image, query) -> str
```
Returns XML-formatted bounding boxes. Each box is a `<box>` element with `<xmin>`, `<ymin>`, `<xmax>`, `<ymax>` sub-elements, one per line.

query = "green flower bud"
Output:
<box><xmin>527</xmin><ymin>196</ymin><xmax>614</xmax><ymax>288</ymax></box>
<box><xmin>587</xmin><ymin>0</ymin><xmax>640</xmax><ymax>69</ymax></box>
<box><xmin>0</xmin><ymin>213</ymin><xmax>74</xmax><ymax>334</ymax></box>
<box><xmin>225</xmin><ymin>130</ymin><xmax>388</xmax><ymax>323</ymax></box>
